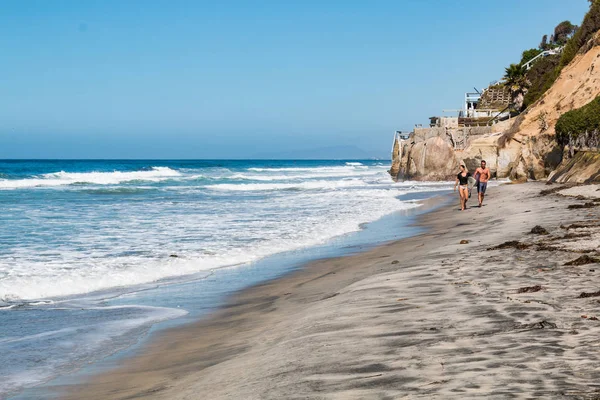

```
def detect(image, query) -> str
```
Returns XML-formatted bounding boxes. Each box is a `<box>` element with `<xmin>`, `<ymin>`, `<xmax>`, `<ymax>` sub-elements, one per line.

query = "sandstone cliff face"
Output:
<box><xmin>459</xmin><ymin>135</ymin><xmax>504</xmax><ymax>177</ymax></box>
<box><xmin>458</xmin><ymin>119</ymin><xmax>521</xmax><ymax>179</ymax></box>
<box><xmin>549</xmin><ymin>150</ymin><xmax>600</xmax><ymax>183</ymax></box>
<box><xmin>501</xmin><ymin>35</ymin><xmax>600</xmax><ymax>181</ymax></box>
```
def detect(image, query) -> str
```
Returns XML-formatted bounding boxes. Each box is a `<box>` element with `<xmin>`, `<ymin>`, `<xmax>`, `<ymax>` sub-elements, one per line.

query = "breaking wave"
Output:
<box><xmin>0</xmin><ymin>167</ymin><xmax>180</xmax><ymax>189</ymax></box>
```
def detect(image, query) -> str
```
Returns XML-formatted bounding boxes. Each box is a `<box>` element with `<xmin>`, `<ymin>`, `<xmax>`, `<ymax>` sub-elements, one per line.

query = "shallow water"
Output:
<box><xmin>0</xmin><ymin>160</ymin><xmax>452</xmax><ymax>398</ymax></box>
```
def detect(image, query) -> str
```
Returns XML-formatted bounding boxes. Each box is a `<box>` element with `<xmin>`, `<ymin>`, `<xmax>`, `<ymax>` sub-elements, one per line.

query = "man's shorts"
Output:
<box><xmin>477</xmin><ymin>181</ymin><xmax>488</xmax><ymax>194</ymax></box>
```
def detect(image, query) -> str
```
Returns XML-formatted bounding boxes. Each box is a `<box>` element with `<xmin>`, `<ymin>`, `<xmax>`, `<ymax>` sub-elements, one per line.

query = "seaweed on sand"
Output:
<box><xmin>488</xmin><ymin>241</ymin><xmax>531</xmax><ymax>250</ymax></box>
<box><xmin>565</xmin><ymin>255</ymin><xmax>600</xmax><ymax>266</ymax></box>
<box><xmin>530</xmin><ymin>225</ymin><xmax>549</xmax><ymax>235</ymax></box>
<box><xmin>579</xmin><ymin>290</ymin><xmax>600</xmax><ymax>299</ymax></box>
<box><xmin>568</xmin><ymin>202</ymin><xmax>598</xmax><ymax>210</ymax></box>
<box><xmin>517</xmin><ymin>285</ymin><xmax>542</xmax><ymax>293</ymax></box>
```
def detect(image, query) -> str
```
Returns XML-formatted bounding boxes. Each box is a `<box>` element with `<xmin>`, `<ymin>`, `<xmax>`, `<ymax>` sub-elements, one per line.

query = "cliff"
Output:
<box><xmin>498</xmin><ymin>30</ymin><xmax>600</xmax><ymax>182</ymax></box>
<box><xmin>393</xmin><ymin>15</ymin><xmax>600</xmax><ymax>183</ymax></box>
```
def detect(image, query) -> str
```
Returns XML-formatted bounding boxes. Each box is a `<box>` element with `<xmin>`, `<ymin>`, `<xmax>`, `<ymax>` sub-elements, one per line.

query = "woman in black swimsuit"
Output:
<box><xmin>454</xmin><ymin>164</ymin><xmax>471</xmax><ymax>211</ymax></box>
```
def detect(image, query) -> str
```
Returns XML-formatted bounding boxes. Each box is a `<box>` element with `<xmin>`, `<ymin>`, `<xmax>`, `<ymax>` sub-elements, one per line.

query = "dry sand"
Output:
<box><xmin>57</xmin><ymin>182</ymin><xmax>600</xmax><ymax>400</ymax></box>
<box><xmin>559</xmin><ymin>184</ymin><xmax>600</xmax><ymax>199</ymax></box>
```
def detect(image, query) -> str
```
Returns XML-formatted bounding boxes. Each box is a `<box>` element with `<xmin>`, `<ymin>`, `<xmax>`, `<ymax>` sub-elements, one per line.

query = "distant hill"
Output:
<box><xmin>252</xmin><ymin>145</ymin><xmax>386</xmax><ymax>160</ymax></box>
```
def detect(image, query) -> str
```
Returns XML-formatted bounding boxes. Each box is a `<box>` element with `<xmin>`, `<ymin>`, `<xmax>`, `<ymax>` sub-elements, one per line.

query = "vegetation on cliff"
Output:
<box><xmin>524</xmin><ymin>1</ymin><xmax>600</xmax><ymax>107</ymax></box>
<box><xmin>520</xmin><ymin>48</ymin><xmax>543</xmax><ymax>65</ymax></box>
<box><xmin>503</xmin><ymin>21</ymin><xmax>578</xmax><ymax>110</ymax></box>
<box><xmin>498</xmin><ymin>1</ymin><xmax>600</xmax><ymax>111</ymax></box>
<box><xmin>522</xmin><ymin>55</ymin><xmax>561</xmax><ymax>108</ymax></box>
<box><xmin>560</xmin><ymin>1</ymin><xmax>600</xmax><ymax>68</ymax></box>
<box><xmin>555</xmin><ymin>95</ymin><xmax>600</xmax><ymax>149</ymax></box>
<box><xmin>553</xmin><ymin>21</ymin><xmax>578</xmax><ymax>46</ymax></box>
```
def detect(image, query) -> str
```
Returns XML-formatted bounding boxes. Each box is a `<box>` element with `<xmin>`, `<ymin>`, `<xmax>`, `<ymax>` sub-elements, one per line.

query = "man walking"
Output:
<box><xmin>474</xmin><ymin>160</ymin><xmax>491</xmax><ymax>207</ymax></box>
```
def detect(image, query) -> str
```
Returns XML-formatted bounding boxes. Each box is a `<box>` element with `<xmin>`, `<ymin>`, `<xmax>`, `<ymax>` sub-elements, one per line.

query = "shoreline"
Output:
<box><xmin>55</xmin><ymin>182</ymin><xmax>600</xmax><ymax>399</ymax></box>
<box><xmin>10</xmin><ymin>189</ymin><xmax>449</xmax><ymax>399</ymax></box>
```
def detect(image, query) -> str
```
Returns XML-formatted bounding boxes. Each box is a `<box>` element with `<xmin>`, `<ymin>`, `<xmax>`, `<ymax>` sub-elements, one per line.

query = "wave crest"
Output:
<box><xmin>0</xmin><ymin>167</ymin><xmax>181</xmax><ymax>189</ymax></box>
<box><xmin>206</xmin><ymin>179</ymin><xmax>368</xmax><ymax>192</ymax></box>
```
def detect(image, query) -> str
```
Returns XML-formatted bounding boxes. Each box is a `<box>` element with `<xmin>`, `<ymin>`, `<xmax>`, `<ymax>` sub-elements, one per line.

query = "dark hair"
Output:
<box><xmin>481</xmin><ymin>160</ymin><xmax>486</xmax><ymax>164</ymax></box>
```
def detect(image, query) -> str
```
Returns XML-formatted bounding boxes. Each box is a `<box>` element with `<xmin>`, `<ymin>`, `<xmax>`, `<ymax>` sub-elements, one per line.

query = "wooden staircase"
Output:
<box><xmin>478</xmin><ymin>86</ymin><xmax>510</xmax><ymax>110</ymax></box>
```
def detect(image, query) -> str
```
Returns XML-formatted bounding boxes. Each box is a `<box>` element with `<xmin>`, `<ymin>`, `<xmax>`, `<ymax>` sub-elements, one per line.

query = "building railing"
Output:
<box><xmin>523</xmin><ymin>46</ymin><xmax>564</xmax><ymax>70</ymax></box>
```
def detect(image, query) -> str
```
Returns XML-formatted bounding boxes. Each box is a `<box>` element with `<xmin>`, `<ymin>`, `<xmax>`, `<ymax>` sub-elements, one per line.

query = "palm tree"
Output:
<box><xmin>504</xmin><ymin>64</ymin><xmax>526</xmax><ymax>87</ymax></box>
<box><xmin>504</xmin><ymin>64</ymin><xmax>528</xmax><ymax>111</ymax></box>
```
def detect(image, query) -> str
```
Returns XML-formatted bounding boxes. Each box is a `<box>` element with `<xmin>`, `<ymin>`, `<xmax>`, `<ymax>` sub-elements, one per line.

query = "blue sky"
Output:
<box><xmin>0</xmin><ymin>0</ymin><xmax>591</xmax><ymax>159</ymax></box>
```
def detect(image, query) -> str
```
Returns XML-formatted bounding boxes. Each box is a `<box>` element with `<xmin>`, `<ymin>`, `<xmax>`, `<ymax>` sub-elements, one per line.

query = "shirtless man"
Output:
<box><xmin>474</xmin><ymin>160</ymin><xmax>491</xmax><ymax>207</ymax></box>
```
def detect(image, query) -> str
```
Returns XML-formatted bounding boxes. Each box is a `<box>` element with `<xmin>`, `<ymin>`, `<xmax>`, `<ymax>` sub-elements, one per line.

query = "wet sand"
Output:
<box><xmin>58</xmin><ymin>182</ymin><xmax>600</xmax><ymax>399</ymax></box>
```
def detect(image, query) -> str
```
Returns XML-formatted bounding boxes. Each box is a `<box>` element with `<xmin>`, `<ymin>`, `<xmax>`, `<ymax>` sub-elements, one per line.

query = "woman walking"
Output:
<box><xmin>454</xmin><ymin>164</ymin><xmax>471</xmax><ymax>211</ymax></box>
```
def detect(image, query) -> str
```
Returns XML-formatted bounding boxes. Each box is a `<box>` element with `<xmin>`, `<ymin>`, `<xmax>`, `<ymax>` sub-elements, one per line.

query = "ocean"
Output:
<box><xmin>0</xmin><ymin>159</ymin><xmax>452</xmax><ymax>398</ymax></box>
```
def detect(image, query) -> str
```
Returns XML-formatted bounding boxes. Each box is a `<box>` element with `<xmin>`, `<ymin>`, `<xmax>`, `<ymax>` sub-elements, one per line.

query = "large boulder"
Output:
<box><xmin>405</xmin><ymin>136</ymin><xmax>460</xmax><ymax>180</ymax></box>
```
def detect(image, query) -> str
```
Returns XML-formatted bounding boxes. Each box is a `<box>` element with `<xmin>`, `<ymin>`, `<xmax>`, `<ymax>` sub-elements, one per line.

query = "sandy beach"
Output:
<box><xmin>57</xmin><ymin>182</ymin><xmax>600</xmax><ymax>399</ymax></box>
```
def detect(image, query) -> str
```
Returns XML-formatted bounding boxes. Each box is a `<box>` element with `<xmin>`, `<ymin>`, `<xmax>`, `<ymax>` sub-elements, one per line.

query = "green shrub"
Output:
<box><xmin>523</xmin><ymin>55</ymin><xmax>560</xmax><ymax>108</ymax></box>
<box><xmin>520</xmin><ymin>48</ymin><xmax>543</xmax><ymax>65</ymax></box>
<box><xmin>555</xmin><ymin>96</ymin><xmax>600</xmax><ymax>147</ymax></box>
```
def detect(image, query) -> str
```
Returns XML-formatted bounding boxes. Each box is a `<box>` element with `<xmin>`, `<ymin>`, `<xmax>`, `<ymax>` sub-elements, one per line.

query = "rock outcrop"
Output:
<box><xmin>548</xmin><ymin>150</ymin><xmax>600</xmax><ymax>183</ymax></box>
<box><xmin>395</xmin><ymin>124</ymin><xmax>496</xmax><ymax>180</ymax></box>
<box><xmin>402</xmin><ymin>136</ymin><xmax>460</xmax><ymax>180</ymax></box>
<box><xmin>389</xmin><ymin>136</ymin><xmax>401</xmax><ymax>178</ymax></box>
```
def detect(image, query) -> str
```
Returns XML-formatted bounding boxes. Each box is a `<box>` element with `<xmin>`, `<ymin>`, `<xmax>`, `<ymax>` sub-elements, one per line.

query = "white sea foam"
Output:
<box><xmin>0</xmin><ymin>167</ymin><xmax>180</xmax><ymax>189</ymax></box>
<box><xmin>0</xmin><ymin>162</ymin><xmax>454</xmax><ymax>301</ymax></box>
<box><xmin>205</xmin><ymin>179</ymin><xmax>369</xmax><ymax>192</ymax></box>
<box><xmin>0</xmin><ymin>187</ymin><xmax>430</xmax><ymax>301</ymax></box>
<box><xmin>228</xmin><ymin>169</ymin><xmax>381</xmax><ymax>181</ymax></box>
<box><xmin>246</xmin><ymin>166</ymin><xmax>362</xmax><ymax>172</ymax></box>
